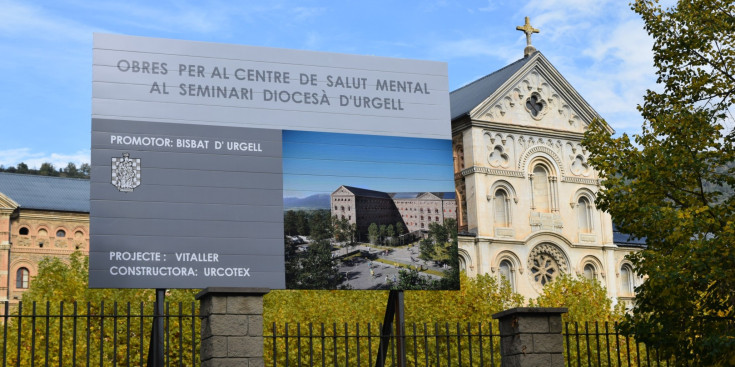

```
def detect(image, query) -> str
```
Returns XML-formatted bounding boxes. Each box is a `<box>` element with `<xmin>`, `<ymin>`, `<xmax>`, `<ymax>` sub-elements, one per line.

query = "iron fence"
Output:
<box><xmin>0</xmin><ymin>304</ymin><xmax>683</xmax><ymax>367</ymax></box>
<box><xmin>265</xmin><ymin>322</ymin><xmax>503</xmax><ymax>367</ymax></box>
<box><xmin>0</xmin><ymin>301</ymin><xmax>199</xmax><ymax>367</ymax></box>
<box><xmin>563</xmin><ymin>321</ymin><xmax>673</xmax><ymax>367</ymax></box>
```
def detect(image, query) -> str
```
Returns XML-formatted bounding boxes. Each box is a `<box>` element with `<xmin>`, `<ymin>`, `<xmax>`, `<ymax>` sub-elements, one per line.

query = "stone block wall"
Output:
<box><xmin>197</xmin><ymin>287</ymin><xmax>269</xmax><ymax>367</ymax></box>
<box><xmin>492</xmin><ymin>307</ymin><xmax>567</xmax><ymax>367</ymax></box>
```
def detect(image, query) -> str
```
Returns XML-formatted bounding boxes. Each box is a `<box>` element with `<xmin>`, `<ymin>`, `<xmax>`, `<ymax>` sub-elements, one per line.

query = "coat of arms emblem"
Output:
<box><xmin>111</xmin><ymin>153</ymin><xmax>141</xmax><ymax>192</ymax></box>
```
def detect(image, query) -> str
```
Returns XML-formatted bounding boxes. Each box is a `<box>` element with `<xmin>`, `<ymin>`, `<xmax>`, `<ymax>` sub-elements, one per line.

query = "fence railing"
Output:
<box><xmin>0</xmin><ymin>301</ymin><xmax>199</xmax><ymax>367</ymax></box>
<box><xmin>0</xmin><ymin>304</ymin><xmax>681</xmax><ymax>367</ymax></box>
<box><xmin>265</xmin><ymin>322</ymin><xmax>503</xmax><ymax>367</ymax></box>
<box><xmin>266</xmin><ymin>321</ymin><xmax>680</xmax><ymax>367</ymax></box>
<box><xmin>563</xmin><ymin>321</ymin><xmax>672</xmax><ymax>367</ymax></box>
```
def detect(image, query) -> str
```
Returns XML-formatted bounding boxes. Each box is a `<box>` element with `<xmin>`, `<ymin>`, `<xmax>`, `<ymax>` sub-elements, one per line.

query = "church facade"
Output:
<box><xmin>450</xmin><ymin>26</ymin><xmax>641</xmax><ymax>302</ymax></box>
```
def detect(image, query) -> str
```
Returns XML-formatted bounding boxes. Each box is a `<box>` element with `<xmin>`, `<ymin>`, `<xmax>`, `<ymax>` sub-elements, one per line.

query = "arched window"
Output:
<box><xmin>620</xmin><ymin>265</ymin><xmax>634</xmax><ymax>295</ymax></box>
<box><xmin>458</xmin><ymin>256</ymin><xmax>467</xmax><ymax>272</ymax></box>
<box><xmin>499</xmin><ymin>260</ymin><xmax>515</xmax><ymax>291</ymax></box>
<box><xmin>583</xmin><ymin>263</ymin><xmax>596</xmax><ymax>280</ymax></box>
<box><xmin>494</xmin><ymin>189</ymin><xmax>511</xmax><ymax>227</ymax></box>
<box><xmin>532</xmin><ymin>165</ymin><xmax>550</xmax><ymax>211</ymax></box>
<box><xmin>19</xmin><ymin>227</ymin><xmax>29</xmax><ymax>235</ymax></box>
<box><xmin>578</xmin><ymin>197</ymin><xmax>593</xmax><ymax>232</ymax></box>
<box><xmin>16</xmin><ymin>268</ymin><xmax>29</xmax><ymax>289</ymax></box>
<box><xmin>56</xmin><ymin>229</ymin><xmax>66</xmax><ymax>238</ymax></box>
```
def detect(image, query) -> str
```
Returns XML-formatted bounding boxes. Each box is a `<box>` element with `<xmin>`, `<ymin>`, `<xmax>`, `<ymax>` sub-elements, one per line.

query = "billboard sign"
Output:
<box><xmin>91</xmin><ymin>34</ymin><xmax>455</xmax><ymax>289</ymax></box>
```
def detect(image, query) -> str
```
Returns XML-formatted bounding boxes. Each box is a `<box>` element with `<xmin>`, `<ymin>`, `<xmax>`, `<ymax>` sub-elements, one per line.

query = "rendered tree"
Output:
<box><xmin>583</xmin><ymin>0</ymin><xmax>735</xmax><ymax>364</ymax></box>
<box><xmin>368</xmin><ymin>223</ymin><xmax>379</xmax><ymax>245</ymax></box>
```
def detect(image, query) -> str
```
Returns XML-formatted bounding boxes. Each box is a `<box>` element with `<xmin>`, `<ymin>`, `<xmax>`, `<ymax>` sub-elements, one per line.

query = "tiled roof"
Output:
<box><xmin>343</xmin><ymin>186</ymin><xmax>455</xmax><ymax>200</ymax></box>
<box><xmin>613</xmin><ymin>224</ymin><xmax>647</xmax><ymax>248</ymax></box>
<box><xmin>0</xmin><ymin>172</ymin><xmax>89</xmax><ymax>212</ymax></box>
<box><xmin>342</xmin><ymin>186</ymin><xmax>393</xmax><ymax>199</ymax></box>
<box><xmin>450</xmin><ymin>53</ymin><xmax>535</xmax><ymax>120</ymax></box>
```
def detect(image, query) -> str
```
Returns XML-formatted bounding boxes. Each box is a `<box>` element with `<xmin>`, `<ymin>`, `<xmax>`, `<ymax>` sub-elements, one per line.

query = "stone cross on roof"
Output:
<box><xmin>516</xmin><ymin>16</ymin><xmax>540</xmax><ymax>57</ymax></box>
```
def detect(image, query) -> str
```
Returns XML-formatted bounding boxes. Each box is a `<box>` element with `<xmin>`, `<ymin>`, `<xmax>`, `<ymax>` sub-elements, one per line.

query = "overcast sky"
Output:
<box><xmin>0</xmin><ymin>0</ymin><xmax>666</xmax><ymax>169</ymax></box>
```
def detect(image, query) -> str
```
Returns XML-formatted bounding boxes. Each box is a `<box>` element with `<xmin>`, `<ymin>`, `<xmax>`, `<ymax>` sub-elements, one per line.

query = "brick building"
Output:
<box><xmin>330</xmin><ymin>185</ymin><xmax>457</xmax><ymax>239</ymax></box>
<box><xmin>0</xmin><ymin>173</ymin><xmax>89</xmax><ymax>308</ymax></box>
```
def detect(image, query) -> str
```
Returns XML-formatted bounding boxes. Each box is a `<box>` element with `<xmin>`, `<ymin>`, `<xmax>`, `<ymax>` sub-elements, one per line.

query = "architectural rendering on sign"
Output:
<box><xmin>90</xmin><ymin>34</ymin><xmax>452</xmax><ymax>290</ymax></box>
<box><xmin>281</xmin><ymin>130</ymin><xmax>457</xmax><ymax>290</ymax></box>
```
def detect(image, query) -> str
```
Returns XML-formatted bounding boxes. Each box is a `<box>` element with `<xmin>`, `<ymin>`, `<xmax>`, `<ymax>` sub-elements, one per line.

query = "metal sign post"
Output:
<box><xmin>375</xmin><ymin>290</ymin><xmax>406</xmax><ymax>367</ymax></box>
<box><xmin>147</xmin><ymin>289</ymin><xmax>165</xmax><ymax>367</ymax></box>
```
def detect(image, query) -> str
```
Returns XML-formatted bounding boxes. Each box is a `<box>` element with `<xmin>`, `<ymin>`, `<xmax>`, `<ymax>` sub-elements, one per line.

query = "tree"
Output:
<box><xmin>529</xmin><ymin>275</ymin><xmax>625</xmax><ymax>323</ymax></box>
<box><xmin>295</xmin><ymin>210</ymin><xmax>310</xmax><ymax>236</ymax></box>
<box><xmin>385</xmin><ymin>224</ymin><xmax>395</xmax><ymax>245</ymax></box>
<box><xmin>288</xmin><ymin>240</ymin><xmax>343</xmax><ymax>289</ymax></box>
<box><xmin>396</xmin><ymin>222</ymin><xmax>406</xmax><ymax>244</ymax></box>
<box><xmin>393</xmin><ymin>268</ymin><xmax>434</xmax><ymax>290</ymax></box>
<box><xmin>16</xmin><ymin>162</ymin><xmax>28</xmax><ymax>174</ymax></box>
<box><xmin>8</xmin><ymin>252</ymin><xmax>197</xmax><ymax>365</ymax></box>
<box><xmin>309</xmin><ymin>210</ymin><xmax>332</xmax><ymax>241</ymax></box>
<box><xmin>427</xmin><ymin>221</ymin><xmax>449</xmax><ymax>244</ymax></box>
<box><xmin>368</xmin><ymin>223</ymin><xmax>379</xmax><ymax>245</ymax></box>
<box><xmin>284</xmin><ymin>210</ymin><xmax>298</xmax><ymax>235</ymax></box>
<box><xmin>64</xmin><ymin>162</ymin><xmax>79</xmax><ymax>177</ymax></box>
<box><xmin>38</xmin><ymin>162</ymin><xmax>57</xmax><ymax>176</ymax></box>
<box><xmin>582</xmin><ymin>1</ymin><xmax>735</xmax><ymax>364</ymax></box>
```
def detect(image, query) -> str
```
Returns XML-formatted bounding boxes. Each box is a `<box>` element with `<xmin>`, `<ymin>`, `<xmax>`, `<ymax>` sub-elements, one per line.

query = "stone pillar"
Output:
<box><xmin>492</xmin><ymin>307</ymin><xmax>567</xmax><ymax>367</ymax></box>
<box><xmin>196</xmin><ymin>287</ymin><xmax>270</xmax><ymax>367</ymax></box>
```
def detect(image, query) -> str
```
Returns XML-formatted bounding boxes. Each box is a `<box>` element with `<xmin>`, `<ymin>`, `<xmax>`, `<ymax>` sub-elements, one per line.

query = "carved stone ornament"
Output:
<box><xmin>524</xmin><ymin>92</ymin><xmax>548</xmax><ymax>120</ymax></box>
<box><xmin>527</xmin><ymin>243</ymin><xmax>568</xmax><ymax>290</ymax></box>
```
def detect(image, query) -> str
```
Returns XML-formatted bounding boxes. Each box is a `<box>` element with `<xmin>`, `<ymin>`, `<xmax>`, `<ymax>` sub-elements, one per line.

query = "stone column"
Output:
<box><xmin>197</xmin><ymin>287</ymin><xmax>270</xmax><ymax>367</ymax></box>
<box><xmin>492</xmin><ymin>307</ymin><xmax>568</xmax><ymax>367</ymax></box>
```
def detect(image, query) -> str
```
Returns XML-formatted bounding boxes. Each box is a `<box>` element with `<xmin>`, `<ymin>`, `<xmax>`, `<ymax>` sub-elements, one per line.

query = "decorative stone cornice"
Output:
<box><xmin>460</xmin><ymin>166</ymin><xmax>525</xmax><ymax>178</ymax></box>
<box><xmin>18</xmin><ymin>212</ymin><xmax>89</xmax><ymax>223</ymax></box>
<box><xmin>0</xmin><ymin>193</ymin><xmax>19</xmax><ymax>210</ymax></box>
<box><xmin>561</xmin><ymin>176</ymin><xmax>600</xmax><ymax>185</ymax></box>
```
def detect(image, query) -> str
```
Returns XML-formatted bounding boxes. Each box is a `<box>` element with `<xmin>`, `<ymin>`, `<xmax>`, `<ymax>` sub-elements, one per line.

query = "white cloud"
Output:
<box><xmin>0</xmin><ymin>0</ymin><xmax>97</xmax><ymax>42</ymax></box>
<box><xmin>0</xmin><ymin>148</ymin><xmax>90</xmax><ymax>170</ymax></box>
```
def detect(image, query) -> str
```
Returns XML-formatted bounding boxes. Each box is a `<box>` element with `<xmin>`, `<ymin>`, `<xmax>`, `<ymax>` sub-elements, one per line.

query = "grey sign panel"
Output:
<box><xmin>89</xmin><ymin>119</ymin><xmax>284</xmax><ymax>288</ymax></box>
<box><xmin>91</xmin><ymin>35</ymin><xmax>456</xmax><ymax>290</ymax></box>
<box><xmin>92</xmin><ymin>33</ymin><xmax>450</xmax><ymax>139</ymax></box>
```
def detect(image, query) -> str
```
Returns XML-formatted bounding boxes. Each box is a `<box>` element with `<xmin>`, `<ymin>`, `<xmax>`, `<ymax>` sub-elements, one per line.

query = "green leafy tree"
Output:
<box><xmin>288</xmin><ymin>240</ymin><xmax>343</xmax><ymax>289</ymax></box>
<box><xmin>530</xmin><ymin>276</ymin><xmax>628</xmax><ymax>366</ymax></box>
<box><xmin>418</xmin><ymin>238</ymin><xmax>434</xmax><ymax>261</ymax></box>
<box><xmin>295</xmin><ymin>210</ymin><xmax>310</xmax><ymax>236</ymax></box>
<box><xmin>385</xmin><ymin>224</ymin><xmax>395</xmax><ymax>245</ymax></box>
<box><xmin>309</xmin><ymin>210</ymin><xmax>332</xmax><ymax>241</ymax></box>
<box><xmin>583</xmin><ymin>0</ymin><xmax>735</xmax><ymax>364</ymax></box>
<box><xmin>378</xmin><ymin>224</ymin><xmax>387</xmax><ymax>244</ymax></box>
<box><xmin>80</xmin><ymin>163</ymin><xmax>91</xmax><ymax>177</ymax></box>
<box><xmin>428</xmin><ymin>221</ymin><xmax>449</xmax><ymax>244</ymax></box>
<box><xmin>530</xmin><ymin>275</ymin><xmax>625</xmax><ymax>323</ymax></box>
<box><xmin>64</xmin><ymin>162</ymin><xmax>79</xmax><ymax>177</ymax></box>
<box><xmin>368</xmin><ymin>223</ymin><xmax>379</xmax><ymax>245</ymax></box>
<box><xmin>16</xmin><ymin>162</ymin><xmax>29</xmax><ymax>174</ymax></box>
<box><xmin>6</xmin><ymin>252</ymin><xmax>198</xmax><ymax>366</ymax></box>
<box><xmin>395</xmin><ymin>222</ymin><xmax>405</xmax><ymax>244</ymax></box>
<box><xmin>264</xmin><ymin>274</ymin><xmax>524</xmax><ymax>367</ymax></box>
<box><xmin>284</xmin><ymin>210</ymin><xmax>298</xmax><ymax>236</ymax></box>
<box><xmin>38</xmin><ymin>162</ymin><xmax>57</xmax><ymax>176</ymax></box>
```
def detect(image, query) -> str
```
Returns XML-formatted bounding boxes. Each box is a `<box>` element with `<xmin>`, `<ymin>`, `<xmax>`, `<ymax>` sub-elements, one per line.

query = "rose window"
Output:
<box><xmin>527</xmin><ymin>243</ymin><xmax>568</xmax><ymax>289</ymax></box>
<box><xmin>530</xmin><ymin>253</ymin><xmax>558</xmax><ymax>286</ymax></box>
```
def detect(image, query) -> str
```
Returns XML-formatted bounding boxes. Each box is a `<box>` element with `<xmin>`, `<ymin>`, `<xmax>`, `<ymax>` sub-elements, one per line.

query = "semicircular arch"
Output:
<box><xmin>519</xmin><ymin>145</ymin><xmax>565</xmax><ymax>176</ymax></box>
